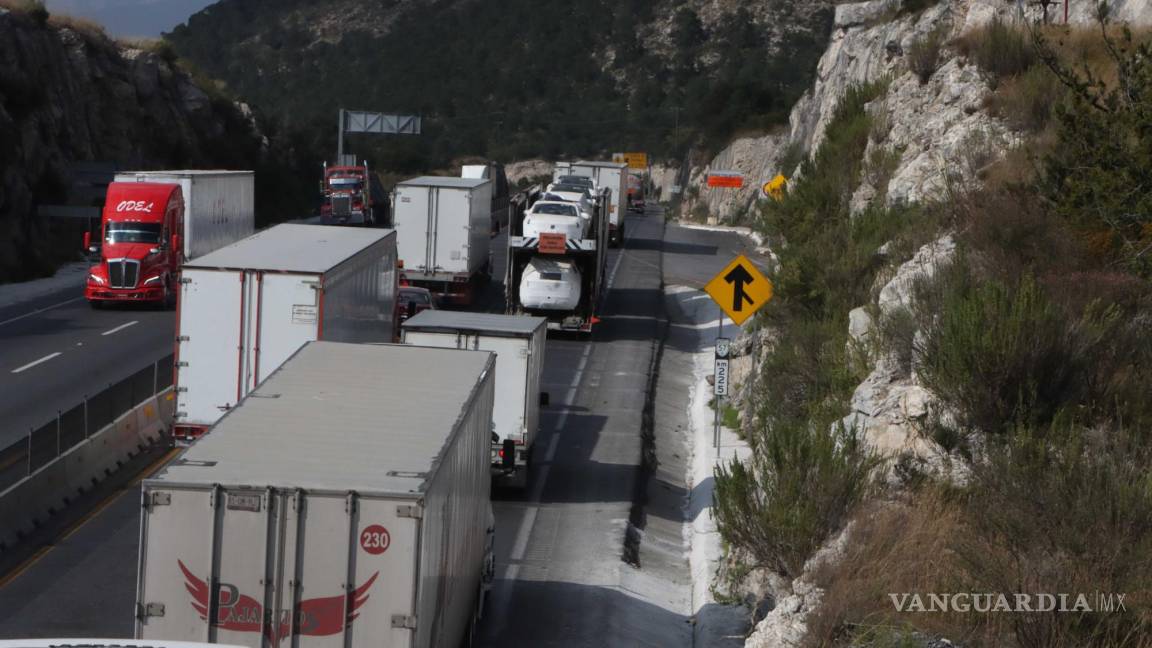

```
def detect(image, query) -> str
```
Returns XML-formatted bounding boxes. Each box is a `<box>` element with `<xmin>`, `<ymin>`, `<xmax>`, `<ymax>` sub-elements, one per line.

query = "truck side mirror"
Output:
<box><xmin>539</xmin><ymin>392</ymin><xmax>550</xmax><ymax>407</ymax></box>
<box><xmin>171</xmin><ymin>234</ymin><xmax>181</xmax><ymax>255</ymax></box>
<box><xmin>83</xmin><ymin>231</ymin><xmax>91</xmax><ymax>251</ymax></box>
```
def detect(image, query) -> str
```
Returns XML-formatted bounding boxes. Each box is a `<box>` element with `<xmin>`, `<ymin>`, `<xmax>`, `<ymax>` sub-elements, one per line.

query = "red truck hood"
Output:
<box><xmin>102</xmin><ymin>242</ymin><xmax>159</xmax><ymax>261</ymax></box>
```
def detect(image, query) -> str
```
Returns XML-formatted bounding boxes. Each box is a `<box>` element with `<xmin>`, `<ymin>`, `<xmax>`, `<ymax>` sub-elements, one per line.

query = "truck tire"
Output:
<box><xmin>88</xmin><ymin>300</ymin><xmax>103</xmax><ymax>310</ymax></box>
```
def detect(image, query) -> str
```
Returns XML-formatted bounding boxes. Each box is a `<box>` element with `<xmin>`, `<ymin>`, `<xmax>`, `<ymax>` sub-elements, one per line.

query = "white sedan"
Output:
<box><xmin>523</xmin><ymin>201</ymin><xmax>589</xmax><ymax>240</ymax></box>
<box><xmin>519</xmin><ymin>257</ymin><xmax>582</xmax><ymax>311</ymax></box>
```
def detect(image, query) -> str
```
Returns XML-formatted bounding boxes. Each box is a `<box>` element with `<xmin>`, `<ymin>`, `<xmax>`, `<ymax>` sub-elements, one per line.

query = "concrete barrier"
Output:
<box><xmin>0</xmin><ymin>388</ymin><xmax>174</xmax><ymax>551</ymax></box>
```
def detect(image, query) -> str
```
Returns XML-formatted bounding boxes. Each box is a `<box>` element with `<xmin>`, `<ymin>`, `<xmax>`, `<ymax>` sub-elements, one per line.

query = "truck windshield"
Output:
<box><xmin>329</xmin><ymin>178</ymin><xmax>363</xmax><ymax>190</ymax></box>
<box><xmin>105</xmin><ymin>222</ymin><xmax>162</xmax><ymax>244</ymax></box>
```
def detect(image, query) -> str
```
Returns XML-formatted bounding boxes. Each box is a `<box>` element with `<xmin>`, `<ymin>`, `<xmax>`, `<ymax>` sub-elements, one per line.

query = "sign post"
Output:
<box><xmin>704</xmin><ymin>255</ymin><xmax>773</xmax><ymax>450</ymax></box>
<box><xmin>714</xmin><ymin>336</ymin><xmax>730</xmax><ymax>449</ymax></box>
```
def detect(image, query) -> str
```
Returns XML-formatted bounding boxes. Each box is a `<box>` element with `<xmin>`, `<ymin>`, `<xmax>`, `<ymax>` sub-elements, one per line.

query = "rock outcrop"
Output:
<box><xmin>0</xmin><ymin>8</ymin><xmax>263</xmax><ymax>282</ymax></box>
<box><xmin>722</xmin><ymin>0</ymin><xmax>1152</xmax><ymax>644</ymax></box>
<box><xmin>842</xmin><ymin>235</ymin><xmax>955</xmax><ymax>461</ymax></box>
<box><xmin>680</xmin><ymin>0</ymin><xmax>1152</xmax><ymax>226</ymax></box>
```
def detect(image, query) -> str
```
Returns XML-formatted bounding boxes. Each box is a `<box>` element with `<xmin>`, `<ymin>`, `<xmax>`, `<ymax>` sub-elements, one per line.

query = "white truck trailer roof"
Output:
<box><xmin>398</xmin><ymin>176</ymin><xmax>489</xmax><ymax>190</ymax></box>
<box><xmin>402</xmin><ymin>310</ymin><xmax>546</xmax><ymax>336</ymax></box>
<box><xmin>185</xmin><ymin>224</ymin><xmax>393</xmax><ymax>273</ymax></box>
<box><xmin>160</xmin><ymin>341</ymin><xmax>494</xmax><ymax>494</ymax></box>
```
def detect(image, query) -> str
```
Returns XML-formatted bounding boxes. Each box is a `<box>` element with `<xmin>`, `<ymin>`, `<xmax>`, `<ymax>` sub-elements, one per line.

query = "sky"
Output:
<box><xmin>43</xmin><ymin>0</ymin><xmax>216</xmax><ymax>38</ymax></box>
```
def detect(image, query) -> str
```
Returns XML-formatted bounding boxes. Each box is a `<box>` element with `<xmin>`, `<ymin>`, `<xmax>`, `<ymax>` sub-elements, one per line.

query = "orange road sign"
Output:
<box><xmin>707</xmin><ymin>173</ymin><xmax>744</xmax><ymax>188</ymax></box>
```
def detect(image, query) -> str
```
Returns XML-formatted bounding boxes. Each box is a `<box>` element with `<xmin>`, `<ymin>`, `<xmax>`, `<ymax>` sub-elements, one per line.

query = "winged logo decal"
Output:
<box><xmin>178</xmin><ymin>560</ymin><xmax>379</xmax><ymax>642</ymax></box>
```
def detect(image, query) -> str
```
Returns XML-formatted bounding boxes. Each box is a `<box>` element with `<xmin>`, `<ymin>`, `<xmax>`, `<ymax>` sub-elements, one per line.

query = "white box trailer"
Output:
<box><xmin>114</xmin><ymin>170</ymin><xmax>255</xmax><ymax>260</ymax></box>
<box><xmin>137</xmin><ymin>342</ymin><xmax>496</xmax><ymax>648</ymax></box>
<box><xmin>570</xmin><ymin>161</ymin><xmax>628</xmax><ymax>247</ymax></box>
<box><xmin>392</xmin><ymin>176</ymin><xmax>492</xmax><ymax>305</ymax></box>
<box><xmin>174</xmin><ymin>224</ymin><xmax>398</xmax><ymax>442</ymax></box>
<box><xmin>401</xmin><ymin>311</ymin><xmax>547</xmax><ymax>488</ymax></box>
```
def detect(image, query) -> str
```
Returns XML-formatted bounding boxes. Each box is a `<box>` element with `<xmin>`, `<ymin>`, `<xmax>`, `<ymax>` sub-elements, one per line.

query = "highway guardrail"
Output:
<box><xmin>0</xmin><ymin>355</ymin><xmax>175</xmax><ymax>550</ymax></box>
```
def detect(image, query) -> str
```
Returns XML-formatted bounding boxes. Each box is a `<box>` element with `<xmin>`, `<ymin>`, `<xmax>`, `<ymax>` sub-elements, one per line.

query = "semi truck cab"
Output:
<box><xmin>321</xmin><ymin>163</ymin><xmax>382</xmax><ymax>226</ymax></box>
<box><xmin>84</xmin><ymin>182</ymin><xmax>182</xmax><ymax>307</ymax></box>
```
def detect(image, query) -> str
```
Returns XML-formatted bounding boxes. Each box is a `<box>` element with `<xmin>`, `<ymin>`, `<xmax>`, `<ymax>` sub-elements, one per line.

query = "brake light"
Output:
<box><xmin>498</xmin><ymin>448</ymin><xmax>506</xmax><ymax>459</ymax></box>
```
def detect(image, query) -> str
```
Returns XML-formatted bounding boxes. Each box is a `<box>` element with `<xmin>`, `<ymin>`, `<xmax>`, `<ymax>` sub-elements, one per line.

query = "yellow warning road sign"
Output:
<box><xmin>763</xmin><ymin>174</ymin><xmax>787</xmax><ymax>201</ymax></box>
<box><xmin>704</xmin><ymin>255</ymin><xmax>773</xmax><ymax>325</ymax></box>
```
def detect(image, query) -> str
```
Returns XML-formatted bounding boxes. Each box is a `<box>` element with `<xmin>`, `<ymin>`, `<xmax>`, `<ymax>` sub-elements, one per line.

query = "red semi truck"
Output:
<box><xmin>83</xmin><ymin>170</ymin><xmax>255</xmax><ymax>308</ymax></box>
<box><xmin>320</xmin><ymin>162</ymin><xmax>389</xmax><ymax>226</ymax></box>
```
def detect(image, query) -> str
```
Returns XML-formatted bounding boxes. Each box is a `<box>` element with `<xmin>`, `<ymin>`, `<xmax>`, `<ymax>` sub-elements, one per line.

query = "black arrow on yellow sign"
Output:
<box><xmin>704</xmin><ymin>254</ymin><xmax>773</xmax><ymax>326</ymax></box>
<box><xmin>724</xmin><ymin>265</ymin><xmax>756</xmax><ymax>312</ymax></box>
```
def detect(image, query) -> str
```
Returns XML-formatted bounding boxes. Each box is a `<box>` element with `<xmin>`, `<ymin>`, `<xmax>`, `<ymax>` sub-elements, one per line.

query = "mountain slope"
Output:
<box><xmin>0</xmin><ymin>5</ymin><xmax>275</xmax><ymax>281</ymax></box>
<box><xmin>167</xmin><ymin>0</ymin><xmax>834</xmax><ymax>168</ymax></box>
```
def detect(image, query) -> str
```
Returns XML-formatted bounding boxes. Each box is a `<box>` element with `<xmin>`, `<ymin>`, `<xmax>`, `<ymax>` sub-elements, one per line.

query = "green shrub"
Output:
<box><xmin>753</xmin><ymin>315</ymin><xmax>865</xmax><ymax>432</ymax></box>
<box><xmin>960</xmin><ymin>425</ymin><xmax>1152</xmax><ymax>647</ymax></box>
<box><xmin>907</xmin><ymin>25</ymin><xmax>947</xmax><ymax>84</ymax></box>
<box><xmin>876</xmin><ymin>305</ymin><xmax>917</xmax><ymax>378</ymax></box>
<box><xmin>714</xmin><ymin>419</ymin><xmax>879</xmax><ymax>579</ymax></box>
<box><xmin>1037</xmin><ymin>25</ymin><xmax>1152</xmax><ymax>277</ymax></box>
<box><xmin>914</xmin><ymin>269</ymin><xmax>1085</xmax><ymax>435</ymax></box>
<box><xmin>760</xmin><ymin>80</ymin><xmax>892</xmax><ymax>316</ymax></box>
<box><xmin>992</xmin><ymin>63</ymin><xmax>1066</xmax><ymax>131</ymax></box>
<box><xmin>958</xmin><ymin>17</ymin><xmax>1035</xmax><ymax>83</ymax></box>
<box><xmin>912</xmin><ymin>263</ymin><xmax>1152</xmax><ymax>436</ymax></box>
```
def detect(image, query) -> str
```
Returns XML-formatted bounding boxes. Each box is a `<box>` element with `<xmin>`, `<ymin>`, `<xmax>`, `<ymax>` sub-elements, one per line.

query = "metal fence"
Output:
<box><xmin>0</xmin><ymin>354</ymin><xmax>174</xmax><ymax>492</ymax></box>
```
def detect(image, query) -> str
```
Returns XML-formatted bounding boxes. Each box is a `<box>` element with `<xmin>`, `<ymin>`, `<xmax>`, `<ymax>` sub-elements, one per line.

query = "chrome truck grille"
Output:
<box><xmin>108</xmin><ymin>259</ymin><xmax>140</xmax><ymax>288</ymax></box>
<box><xmin>332</xmin><ymin>196</ymin><xmax>352</xmax><ymax>216</ymax></box>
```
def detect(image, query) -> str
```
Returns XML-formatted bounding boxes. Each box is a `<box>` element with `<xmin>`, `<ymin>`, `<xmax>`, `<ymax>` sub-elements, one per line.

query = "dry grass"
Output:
<box><xmin>1037</xmin><ymin>22</ymin><xmax>1152</xmax><ymax>90</ymax></box>
<box><xmin>804</xmin><ymin>494</ymin><xmax>1009</xmax><ymax>647</ymax></box>
<box><xmin>46</xmin><ymin>13</ymin><xmax>106</xmax><ymax>38</ymax></box>
<box><xmin>0</xmin><ymin>0</ymin><xmax>113</xmax><ymax>45</ymax></box>
<box><xmin>0</xmin><ymin>0</ymin><xmax>46</xmax><ymax>23</ymax></box>
<box><xmin>805</xmin><ymin>475</ymin><xmax>1152</xmax><ymax>648</ymax></box>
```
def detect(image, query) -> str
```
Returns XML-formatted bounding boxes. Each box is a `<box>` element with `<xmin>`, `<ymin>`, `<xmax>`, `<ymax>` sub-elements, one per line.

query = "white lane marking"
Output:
<box><xmin>11</xmin><ymin>352</ymin><xmax>62</xmax><ymax>374</ymax></box>
<box><xmin>502</xmin><ymin>338</ymin><xmax>591</xmax><ymax>598</ymax></box>
<box><xmin>101</xmin><ymin>320</ymin><xmax>138</xmax><ymax>336</ymax></box>
<box><xmin>0</xmin><ymin>297</ymin><xmax>83</xmax><ymax>327</ymax></box>
<box><xmin>554</xmin><ymin>342</ymin><xmax>593</xmax><ymax>432</ymax></box>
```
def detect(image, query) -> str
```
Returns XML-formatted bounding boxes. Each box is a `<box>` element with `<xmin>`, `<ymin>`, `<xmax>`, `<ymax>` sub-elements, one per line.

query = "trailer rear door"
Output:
<box><xmin>395</xmin><ymin>185</ymin><xmax>431</xmax><ymax>272</ymax></box>
<box><xmin>177</xmin><ymin>269</ymin><xmax>244</xmax><ymax>427</ymax></box>
<box><xmin>138</xmin><ymin>488</ymin><xmax>421</xmax><ymax>648</ymax></box>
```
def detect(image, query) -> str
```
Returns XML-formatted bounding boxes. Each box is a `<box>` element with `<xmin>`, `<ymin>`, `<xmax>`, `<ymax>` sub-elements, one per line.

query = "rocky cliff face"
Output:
<box><xmin>704</xmin><ymin>0</ymin><xmax>1152</xmax><ymax>644</ymax></box>
<box><xmin>678</xmin><ymin>0</ymin><xmax>1152</xmax><ymax>224</ymax></box>
<box><xmin>0</xmin><ymin>7</ymin><xmax>264</xmax><ymax>282</ymax></box>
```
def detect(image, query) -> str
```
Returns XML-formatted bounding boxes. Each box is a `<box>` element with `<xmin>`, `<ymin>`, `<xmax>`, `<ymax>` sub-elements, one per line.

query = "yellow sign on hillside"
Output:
<box><xmin>704</xmin><ymin>255</ymin><xmax>773</xmax><ymax>325</ymax></box>
<box><xmin>763</xmin><ymin>174</ymin><xmax>788</xmax><ymax>201</ymax></box>
<box><xmin>612</xmin><ymin>152</ymin><xmax>648</xmax><ymax>170</ymax></box>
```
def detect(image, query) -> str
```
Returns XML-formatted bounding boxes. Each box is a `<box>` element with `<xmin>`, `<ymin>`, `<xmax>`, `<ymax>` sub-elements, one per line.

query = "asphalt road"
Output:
<box><xmin>0</xmin><ymin>208</ymin><xmax>745</xmax><ymax>645</ymax></box>
<box><xmin>0</xmin><ymin>285</ymin><xmax>175</xmax><ymax>451</ymax></box>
